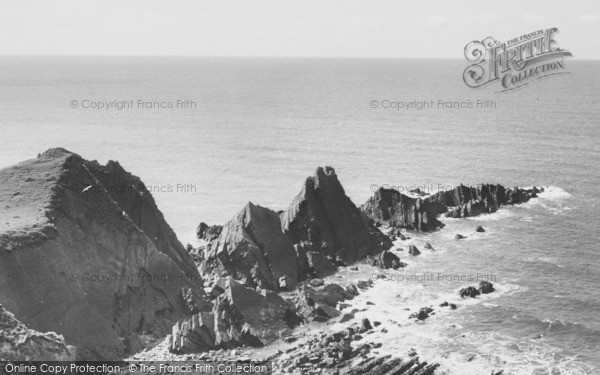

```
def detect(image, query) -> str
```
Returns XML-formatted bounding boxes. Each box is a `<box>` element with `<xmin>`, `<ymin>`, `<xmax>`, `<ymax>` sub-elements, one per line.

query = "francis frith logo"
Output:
<box><xmin>463</xmin><ymin>27</ymin><xmax>572</xmax><ymax>92</ymax></box>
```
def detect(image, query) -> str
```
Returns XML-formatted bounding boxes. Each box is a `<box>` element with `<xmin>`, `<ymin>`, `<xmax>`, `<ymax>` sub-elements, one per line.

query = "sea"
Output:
<box><xmin>0</xmin><ymin>56</ymin><xmax>598</xmax><ymax>374</ymax></box>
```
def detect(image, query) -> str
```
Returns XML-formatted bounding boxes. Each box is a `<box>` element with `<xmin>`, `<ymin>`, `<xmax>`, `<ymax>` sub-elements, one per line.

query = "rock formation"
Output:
<box><xmin>170</xmin><ymin>278</ymin><xmax>293</xmax><ymax>353</ymax></box>
<box><xmin>281</xmin><ymin>167</ymin><xmax>392</xmax><ymax>265</ymax></box>
<box><xmin>376</xmin><ymin>250</ymin><xmax>404</xmax><ymax>269</ymax></box>
<box><xmin>85</xmin><ymin>159</ymin><xmax>200</xmax><ymax>279</ymax></box>
<box><xmin>0</xmin><ymin>149</ymin><xmax>208</xmax><ymax>360</ymax></box>
<box><xmin>201</xmin><ymin>202</ymin><xmax>299</xmax><ymax>290</ymax></box>
<box><xmin>0</xmin><ymin>305</ymin><xmax>76</xmax><ymax>360</ymax></box>
<box><xmin>201</xmin><ymin>167</ymin><xmax>392</xmax><ymax>290</ymax></box>
<box><xmin>360</xmin><ymin>188</ymin><xmax>445</xmax><ymax>232</ymax></box>
<box><xmin>430</xmin><ymin>184</ymin><xmax>539</xmax><ymax>218</ymax></box>
<box><xmin>270</xmin><ymin>320</ymin><xmax>440</xmax><ymax>375</ymax></box>
<box><xmin>170</xmin><ymin>277</ymin><xmax>360</xmax><ymax>353</ymax></box>
<box><xmin>196</xmin><ymin>223</ymin><xmax>222</xmax><ymax>242</ymax></box>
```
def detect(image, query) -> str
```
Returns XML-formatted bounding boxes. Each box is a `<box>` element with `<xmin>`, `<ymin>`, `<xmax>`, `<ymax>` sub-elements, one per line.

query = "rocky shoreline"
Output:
<box><xmin>0</xmin><ymin>149</ymin><xmax>538</xmax><ymax>374</ymax></box>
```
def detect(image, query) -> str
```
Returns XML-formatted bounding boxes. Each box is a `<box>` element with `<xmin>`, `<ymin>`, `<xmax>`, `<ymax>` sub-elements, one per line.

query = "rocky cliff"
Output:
<box><xmin>0</xmin><ymin>148</ymin><xmax>208</xmax><ymax>360</ymax></box>
<box><xmin>0</xmin><ymin>305</ymin><xmax>76</xmax><ymax>360</ymax></box>
<box><xmin>281</xmin><ymin>167</ymin><xmax>392</xmax><ymax>264</ymax></box>
<box><xmin>430</xmin><ymin>183</ymin><xmax>539</xmax><ymax>218</ymax></box>
<box><xmin>85</xmin><ymin>160</ymin><xmax>200</xmax><ymax>279</ymax></box>
<box><xmin>200</xmin><ymin>167</ymin><xmax>392</xmax><ymax>290</ymax></box>
<box><xmin>201</xmin><ymin>202</ymin><xmax>299</xmax><ymax>290</ymax></box>
<box><xmin>360</xmin><ymin>188</ymin><xmax>446</xmax><ymax>231</ymax></box>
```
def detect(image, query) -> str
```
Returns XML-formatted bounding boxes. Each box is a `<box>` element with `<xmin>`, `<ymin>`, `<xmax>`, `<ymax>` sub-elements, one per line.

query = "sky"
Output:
<box><xmin>0</xmin><ymin>0</ymin><xmax>598</xmax><ymax>59</ymax></box>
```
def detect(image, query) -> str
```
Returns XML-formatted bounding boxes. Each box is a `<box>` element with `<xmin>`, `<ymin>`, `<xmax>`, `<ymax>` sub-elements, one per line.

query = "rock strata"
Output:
<box><xmin>361</xmin><ymin>188</ymin><xmax>445</xmax><ymax>232</ymax></box>
<box><xmin>201</xmin><ymin>203</ymin><xmax>299</xmax><ymax>290</ymax></box>
<box><xmin>270</xmin><ymin>321</ymin><xmax>440</xmax><ymax>375</ymax></box>
<box><xmin>0</xmin><ymin>305</ymin><xmax>76</xmax><ymax>360</ymax></box>
<box><xmin>430</xmin><ymin>184</ymin><xmax>538</xmax><ymax>219</ymax></box>
<box><xmin>0</xmin><ymin>149</ymin><xmax>208</xmax><ymax>359</ymax></box>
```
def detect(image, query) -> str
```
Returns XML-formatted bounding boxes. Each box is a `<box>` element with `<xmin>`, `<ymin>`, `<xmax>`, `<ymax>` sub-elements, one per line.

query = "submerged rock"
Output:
<box><xmin>409</xmin><ymin>307</ymin><xmax>434</xmax><ymax>321</ymax></box>
<box><xmin>476</xmin><ymin>226</ymin><xmax>485</xmax><ymax>233</ymax></box>
<box><xmin>478</xmin><ymin>281</ymin><xmax>495</xmax><ymax>294</ymax></box>
<box><xmin>455</xmin><ymin>234</ymin><xmax>466</xmax><ymax>240</ymax></box>
<box><xmin>459</xmin><ymin>286</ymin><xmax>481</xmax><ymax>298</ymax></box>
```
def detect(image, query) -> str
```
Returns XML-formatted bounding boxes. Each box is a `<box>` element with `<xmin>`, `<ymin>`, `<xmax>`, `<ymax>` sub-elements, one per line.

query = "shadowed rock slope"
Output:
<box><xmin>0</xmin><ymin>305</ymin><xmax>76</xmax><ymax>360</ymax></box>
<box><xmin>360</xmin><ymin>187</ymin><xmax>446</xmax><ymax>231</ymax></box>
<box><xmin>281</xmin><ymin>167</ymin><xmax>392</xmax><ymax>264</ymax></box>
<box><xmin>201</xmin><ymin>202</ymin><xmax>299</xmax><ymax>290</ymax></box>
<box><xmin>0</xmin><ymin>148</ymin><xmax>208</xmax><ymax>360</ymax></box>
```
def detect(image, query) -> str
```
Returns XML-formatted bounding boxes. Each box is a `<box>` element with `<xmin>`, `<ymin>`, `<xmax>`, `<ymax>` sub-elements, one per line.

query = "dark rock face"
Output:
<box><xmin>408</xmin><ymin>245</ymin><xmax>421</xmax><ymax>256</ymax></box>
<box><xmin>459</xmin><ymin>286</ymin><xmax>481</xmax><ymax>298</ymax></box>
<box><xmin>439</xmin><ymin>302</ymin><xmax>457</xmax><ymax>310</ymax></box>
<box><xmin>0</xmin><ymin>305</ymin><xmax>76</xmax><ymax>360</ymax></box>
<box><xmin>478</xmin><ymin>281</ymin><xmax>495</xmax><ymax>294</ymax></box>
<box><xmin>360</xmin><ymin>188</ymin><xmax>445</xmax><ymax>232</ymax></box>
<box><xmin>282</xmin><ymin>167</ymin><xmax>392</xmax><ymax>265</ymax></box>
<box><xmin>377</xmin><ymin>250</ymin><xmax>403</xmax><ymax>269</ymax></box>
<box><xmin>409</xmin><ymin>307</ymin><xmax>434</xmax><ymax>321</ymax></box>
<box><xmin>306</xmin><ymin>251</ymin><xmax>337</xmax><ymax>278</ymax></box>
<box><xmin>292</xmin><ymin>283</ymin><xmax>358</xmax><ymax>323</ymax></box>
<box><xmin>0</xmin><ymin>149</ymin><xmax>208</xmax><ymax>360</ymax></box>
<box><xmin>86</xmin><ymin>159</ymin><xmax>200</xmax><ymax>280</ymax></box>
<box><xmin>430</xmin><ymin>183</ymin><xmax>538</xmax><ymax>219</ymax></box>
<box><xmin>171</xmin><ymin>278</ymin><xmax>295</xmax><ymax>353</ymax></box>
<box><xmin>201</xmin><ymin>203</ymin><xmax>299</xmax><ymax>291</ymax></box>
<box><xmin>196</xmin><ymin>223</ymin><xmax>222</xmax><ymax>242</ymax></box>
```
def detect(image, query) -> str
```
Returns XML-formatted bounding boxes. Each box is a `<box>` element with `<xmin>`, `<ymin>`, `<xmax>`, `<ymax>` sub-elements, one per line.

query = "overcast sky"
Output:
<box><xmin>0</xmin><ymin>0</ymin><xmax>598</xmax><ymax>59</ymax></box>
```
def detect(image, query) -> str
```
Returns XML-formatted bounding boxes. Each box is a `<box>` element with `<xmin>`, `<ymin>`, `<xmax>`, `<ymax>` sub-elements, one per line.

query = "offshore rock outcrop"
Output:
<box><xmin>360</xmin><ymin>188</ymin><xmax>446</xmax><ymax>232</ymax></box>
<box><xmin>0</xmin><ymin>149</ymin><xmax>209</xmax><ymax>360</ymax></box>
<box><xmin>281</xmin><ymin>167</ymin><xmax>392</xmax><ymax>265</ymax></box>
<box><xmin>0</xmin><ymin>305</ymin><xmax>76</xmax><ymax>360</ymax></box>
<box><xmin>430</xmin><ymin>184</ymin><xmax>540</xmax><ymax>218</ymax></box>
<box><xmin>362</xmin><ymin>184</ymin><xmax>540</xmax><ymax>230</ymax></box>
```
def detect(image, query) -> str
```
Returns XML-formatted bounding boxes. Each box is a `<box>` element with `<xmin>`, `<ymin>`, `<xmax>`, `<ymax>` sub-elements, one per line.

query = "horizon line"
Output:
<box><xmin>0</xmin><ymin>54</ymin><xmax>595</xmax><ymax>61</ymax></box>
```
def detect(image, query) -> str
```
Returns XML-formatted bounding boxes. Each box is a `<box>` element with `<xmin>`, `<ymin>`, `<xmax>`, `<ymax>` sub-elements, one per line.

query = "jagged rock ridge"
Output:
<box><xmin>360</xmin><ymin>188</ymin><xmax>446</xmax><ymax>231</ymax></box>
<box><xmin>281</xmin><ymin>167</ymin><xmax>392</xmax><ymax>264</ymax></box>
<box><xmin>200</xmin><ymin>167</ymin><xmax>392</xmax><ymax>290</ymax></box>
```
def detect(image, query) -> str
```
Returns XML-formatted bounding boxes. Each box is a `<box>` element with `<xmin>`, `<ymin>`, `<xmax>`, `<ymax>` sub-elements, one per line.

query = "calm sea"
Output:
<box><xmin>0</xmin><ymin>56</ymin><xmax>598</xmax><ymax>373</ymax></box>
